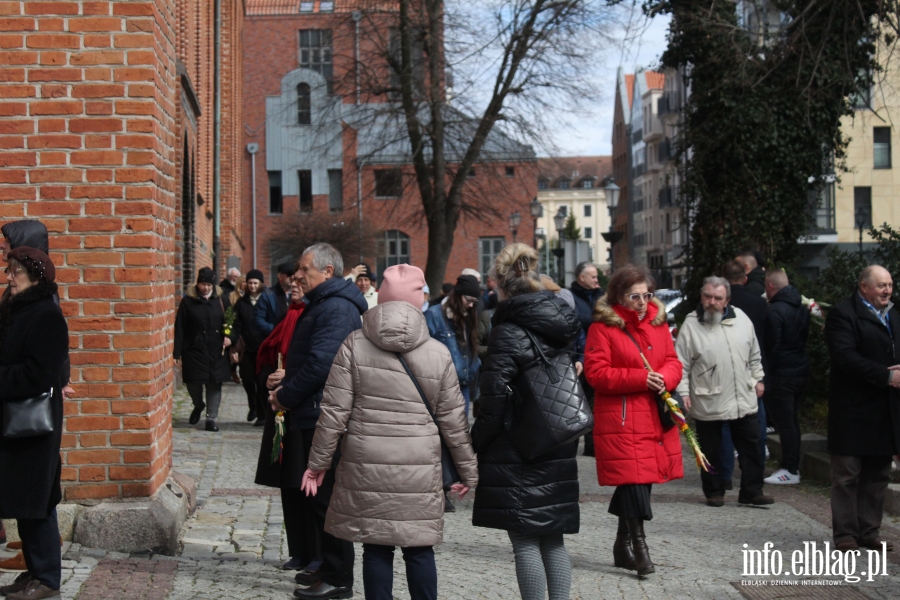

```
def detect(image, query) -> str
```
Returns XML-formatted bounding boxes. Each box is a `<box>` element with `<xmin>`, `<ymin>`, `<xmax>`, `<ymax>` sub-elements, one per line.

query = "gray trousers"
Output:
<box><xmin>507</xmin><ymin>531</ymin><xmax>571</xmax><ymax>600</ymax></box>
<box><xmin>830</xmin><ymin>454</ymin><xmax>892</xmax><ymax>545</ymax></box>
<box><xmin>186</xmin><ymin>382</ymin><xmax>223</xmax><ymax>420</ymax></box>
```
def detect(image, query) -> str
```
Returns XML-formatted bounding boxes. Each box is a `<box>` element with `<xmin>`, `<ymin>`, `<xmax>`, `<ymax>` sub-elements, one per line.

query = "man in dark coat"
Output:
<box><xmin>721</xmin><ymin>260</ymin><xmax>769</xmax><ymax>487</ymax></box>
<box><xmin>825</xmin><ymin>265</ymin><xmax>900</xmax><ymax>552</ymax></box>
<box><xmin>253</xmin><ymin>262</ymin><xmax>294</xmax><ymax>336</ymax></box>
<box><xmin>269</xmin><ymin>243</ymin><xmax>367</xmax><ymax>600</ymax></box>
<box><xmin>235</xmin><ymin>269</ymin><xmax>268</xmax><ymax>425</ymax></box>
<box><xmin>219</xmin><ymin>267</ymin><xmax>240</xmax><ymax>296</ymax></box>
<box><xmin>737</xmin><ymin>251</ymin><xmax>766</xmax><ymax>297</ymax></box>
<box><xmin>763</xmin><ymin>270</ymin><xmax>809</xmax><ymax>485</ymax></box>
<box><xmin>174</xmin><ymin>267</ymin><xmax>240</xmax><ymax>431</ymax></box>
<box><xmin>570</xmin><ymin>261</ymin><xmax>603</xmax><ymax>456</ymax></box>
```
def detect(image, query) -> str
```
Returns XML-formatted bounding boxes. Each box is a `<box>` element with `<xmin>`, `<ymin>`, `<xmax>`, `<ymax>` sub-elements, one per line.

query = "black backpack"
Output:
<box><xmin>504</xmin><ymin>327</ymin><xmax>593</xmax><ymax>461</ymax></box>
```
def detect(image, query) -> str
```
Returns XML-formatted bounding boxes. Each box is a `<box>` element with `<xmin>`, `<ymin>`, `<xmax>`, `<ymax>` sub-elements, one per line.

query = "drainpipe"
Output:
<box><xmin>356</xmin><ymin>157</ymin><xmax>364</xmax><ymax>264</ymax></box>
<box><xmin>352</xmin><ymin>11</ymin><xmax>361</xmax><ymax>104</ymax></box>
<box><xmin>213</xmin><ymin>0</ymin><xmax>222</xmax><ymax>275</ymax></box>
<box><xmin>247</xmin><ymin>143</ymin><xmax>259</xmax><ymax>268</ymax></box>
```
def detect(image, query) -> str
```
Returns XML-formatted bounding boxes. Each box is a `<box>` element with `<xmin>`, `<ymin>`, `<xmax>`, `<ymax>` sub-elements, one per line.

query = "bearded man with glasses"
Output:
<box><xmin>674</xmin><ymin>276</ymin><xmax>773</xmax><ymax>508</ymax></box>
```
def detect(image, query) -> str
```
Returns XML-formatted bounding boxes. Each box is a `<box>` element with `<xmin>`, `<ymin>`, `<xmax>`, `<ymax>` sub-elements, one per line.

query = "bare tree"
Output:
<box><xmin>268</xmin><ymin>212</ymin><xmax>380</xmax><ymax>273</ymax></box>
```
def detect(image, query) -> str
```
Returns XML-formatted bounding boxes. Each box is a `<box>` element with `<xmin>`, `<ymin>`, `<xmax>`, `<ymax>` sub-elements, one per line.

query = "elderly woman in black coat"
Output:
<box><xmin>0</xmin><ymin>247</ymin><xmax>69</xmax><ymax>600</ymax></box>
<box><xmin>174</xmin><ymin>267</ymin><xmax>239</xmax><ymax>432</ymax></box>
<box><xmin>472</xmin><ymin>244</ymin><xmax>582</xmax><ymax>600</ymax></box>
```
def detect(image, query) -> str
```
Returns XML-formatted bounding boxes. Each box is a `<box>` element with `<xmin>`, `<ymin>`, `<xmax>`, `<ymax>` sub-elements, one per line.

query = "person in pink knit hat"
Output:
<box><xmin>298</xmin><ymin>263</ymin><xmax>477</xmax><ymax>600</ymax></box>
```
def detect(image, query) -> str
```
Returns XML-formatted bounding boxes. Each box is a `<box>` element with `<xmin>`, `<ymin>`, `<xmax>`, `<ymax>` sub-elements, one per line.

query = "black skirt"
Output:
<box><xmin>254</xmin><ymin>372</ymin><xmax>307</xmax><ymax>489</ymax></box>
<box><xmin>608</xmin><ymin>484</ymin><xmax>653</xmax><ymax>520</ymax></box>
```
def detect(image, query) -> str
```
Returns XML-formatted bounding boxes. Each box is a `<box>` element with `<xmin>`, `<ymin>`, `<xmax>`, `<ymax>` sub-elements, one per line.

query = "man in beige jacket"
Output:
<box><xmin>675</xmin><ymin>276</ymin><xmax>773</xmax><ymax>508</ymax></box>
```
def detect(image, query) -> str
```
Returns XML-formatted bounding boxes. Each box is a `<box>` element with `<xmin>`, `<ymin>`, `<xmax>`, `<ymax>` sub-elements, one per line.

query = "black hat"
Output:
<box><xmin>197</xmin><ymin>267</ymin><xmax>216</xmax><ymax>285</ymax></box>
<box><xmin>357</xmin><ymin>264</ymin><xmax>375</xmax><ymax>281</ymax></box>
<box><xmin>277</xmin><ymin>262</ymin><xmax>295</xmax><ymax>276</ymax></box>
<box><xmin>246</xmin><ymin>269</ymin><xmax>265</xmax><ymax>283</ymax></box>
<box><xmin>454</xmin><ymin>274</ymin><xmax>480</xmax><ymax>298</ymax></box>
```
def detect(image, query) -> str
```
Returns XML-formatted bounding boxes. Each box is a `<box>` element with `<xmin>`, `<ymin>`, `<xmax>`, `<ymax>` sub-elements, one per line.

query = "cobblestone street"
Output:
<box><xmin>3</xmin><ymin>382</ymin><xmax>900</xmax><ymax>599</ymax></box>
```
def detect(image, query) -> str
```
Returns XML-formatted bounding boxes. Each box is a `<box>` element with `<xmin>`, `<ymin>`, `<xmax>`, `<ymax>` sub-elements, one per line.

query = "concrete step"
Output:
<box><xmin>886</xmin><ymin>484</ymin><xmax>900</xmax><ymax>516</ymax></box>
<box><xmin>767</xmin><ymin>432</ymin><xmax>828</xmax><ymax>469</ymax></box>
<box><xmin>799</xmin><ymin>451</ymin><xmax>831</xmax><ymax>483</ymax></box>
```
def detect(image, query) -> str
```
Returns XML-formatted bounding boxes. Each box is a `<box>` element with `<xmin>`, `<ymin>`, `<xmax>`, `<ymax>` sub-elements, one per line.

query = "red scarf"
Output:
<box><xmin>256</xmin><ymin>301</ymin><xmax>305</xmax><ymax>374</ymax></box>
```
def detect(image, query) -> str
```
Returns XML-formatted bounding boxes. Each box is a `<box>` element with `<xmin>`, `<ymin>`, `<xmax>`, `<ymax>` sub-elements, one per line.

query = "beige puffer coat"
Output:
<box><xmin>307</xmin><ymin>300</ymin><xmax>478</xmax><ymax>547</ymax></box>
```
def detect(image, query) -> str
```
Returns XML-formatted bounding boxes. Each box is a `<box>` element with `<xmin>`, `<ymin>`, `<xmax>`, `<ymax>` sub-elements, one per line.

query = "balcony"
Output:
<box><xmin>657</xmin><ymin>138</ymin><xmax>673</xmax><ymax>163</ymax></box>
<box><xmin>643</xmin><ymin>113</ymin><xmax>664</xmax><ymax>143</ymax></box>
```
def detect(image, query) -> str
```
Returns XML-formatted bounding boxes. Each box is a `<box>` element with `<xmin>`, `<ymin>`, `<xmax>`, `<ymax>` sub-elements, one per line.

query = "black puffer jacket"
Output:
<box><xmin>471</xmin><ymin>291</ymin><xmax>582</xmax><ymax>536</ymax></box>
<box><xmin>234</xmin><ymin>289</ymin><xmax>266</xmax><ymax>353</ymax></box>
<box><xmin>1</xmin><ymin>220</ymin><xmax>48</xmax><ymax>253</ymax></box>
<box><xmin>766</xmin><ymin>285</ymin><xmax>810</xmax><ymax>378</ymax></box>
<box><xmin>173</xmin><ymin>285</ymin><xmax>239</xmax><ymax>383</ymax></box>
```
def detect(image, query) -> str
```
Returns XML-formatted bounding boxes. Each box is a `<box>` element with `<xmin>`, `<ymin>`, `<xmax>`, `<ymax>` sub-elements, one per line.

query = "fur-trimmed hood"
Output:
<box><xmin>591</xmin><ymin>294</ymin><xmax>667</xmax><ymax>328</ymax></box>
<box><xmin>185</xmin><ymin>284</ymin><xmax>224</xmax><ymax>300</ymax></box>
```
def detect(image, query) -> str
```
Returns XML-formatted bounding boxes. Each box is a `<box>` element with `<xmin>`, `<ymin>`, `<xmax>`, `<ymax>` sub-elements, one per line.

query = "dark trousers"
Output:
<box><xmin>719</xmin><ymin>398</ymin><xmax>767</xmax><ymax>481</ymax></box>
<box><xmin>766</xmin><ymin>376</ymin><xmax>807</xmax><ymax>473</ymax></box>
<box><xmin>830</xmin><ymin>454</ymin><xmax>892</xmax><ymax>545</ymax></box>
<box><xmin>282</xmin><ymin>487</ymin><xmax>320</xmax><ymax>565</ymax></box>
<box><xmin>608</xmin><ymin>484</ymin><xmax>653</xmax><ymax>520</ymax></box>
<box><xmin>238</xmin><ymin>351</ymin><xmax>261</xmax><ymax>414</ymax></box>
<box><xmin>185</xmin><ymin>382</ymin><xmax>222</xmax><ymax>419</ymax></box>
<box><xmin>19</xmin><ymin>509</ymin><xmax>61</xmax><ymax>590</ymax></box>
<box><xmin>363</xmin><ymin>545</ymin><xmax>436</xmax><ymax>600</ymax></box>
<box><xmin>300</xmin><ymin>427</ymin><xmax>355</xmax><ymax>588</ymax></box>
<box><xmin>579</xmin><ymin>374</ymin><xmax>595</xmax><ymax>454</ymax></box>
<box><xmin>695</xmin><ymin>413</ymin><xmax>764</xmax><ymax>501</ymax></box>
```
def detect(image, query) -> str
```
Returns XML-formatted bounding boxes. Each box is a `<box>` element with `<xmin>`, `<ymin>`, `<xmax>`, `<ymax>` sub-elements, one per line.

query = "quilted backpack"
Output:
<box><xmin>504</xmin><ymin>327</ymin><xmax>593</xmax><ymax>461</ymax></box>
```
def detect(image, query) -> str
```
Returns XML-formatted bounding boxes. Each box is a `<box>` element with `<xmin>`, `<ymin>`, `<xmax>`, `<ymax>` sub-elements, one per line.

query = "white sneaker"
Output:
<box><xmin>764</xmin><ymin>468</ymin><xmax>800</xmax><ymax>485</ymax></box>
<box><xmin>765</xmin><ymin>446</ymin><xmax>770</xmax><ymax>460</ymax></box>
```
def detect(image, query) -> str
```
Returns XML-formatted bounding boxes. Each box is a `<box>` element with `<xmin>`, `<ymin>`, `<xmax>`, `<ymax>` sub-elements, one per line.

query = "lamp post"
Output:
<box><xmin>509</xmin><ymin>211</ymin><xmax>522</xmax><ymax>244</ymax></box>
<box><xmin>600</xmin><ymin>181</ymin><xmax>623</xmax><ymax>271</ymax></box>
<box><xmin>552</xmin><ymin>208</ymin><xmax>566</xmax><ymax>286</ymax></box>
<box><xmin>529</xmin><ymin>197</ymin><xmax>543</xmax><ymax>249</ymax></box>
<box><xmin>856</xmin><ymin>205</ymin><xmax>868</xmax><ymax>253</ymax></box>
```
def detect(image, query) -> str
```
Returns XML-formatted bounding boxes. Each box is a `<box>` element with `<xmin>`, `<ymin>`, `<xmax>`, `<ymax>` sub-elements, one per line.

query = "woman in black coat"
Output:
<box><xmin>471</xmin><ymin>244</ymin><xmax>582</xmax><ymax>600</ymax></box>
<box><xmin>0</xmin><ymin>247</ymin><xmax>68</xmax><ymax>599</ymax></box>
<box><xmin>174</xmin><ymin>267</ymin><xmax>239</xmax><ymax>432</ymax></box>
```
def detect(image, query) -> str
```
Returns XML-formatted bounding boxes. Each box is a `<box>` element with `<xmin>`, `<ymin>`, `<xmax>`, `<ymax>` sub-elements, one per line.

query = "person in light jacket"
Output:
<box><xmin>302</xmin><ymin>264</ymin><xmax>477</xmax><ymax>600</ymax></box>
<box><xmin>675</xmin><ymin>276</ymin><xmax>772</xmax><ymax>507</ymax></box>
<box><xmin>472</xmin><ymin>244</ymin><xmax>581</xmax><ymax>600</ymax></box>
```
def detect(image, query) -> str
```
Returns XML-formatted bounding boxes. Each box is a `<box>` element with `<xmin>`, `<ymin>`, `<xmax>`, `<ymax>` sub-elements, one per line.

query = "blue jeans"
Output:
<box><xmin>720</xmin><ymin>398</ymin><xmax>767</xmax><ymax>482</ymax></box>
<box><xmin>362</xmin><ymin>544</ymin><xmax>436</xmax><ymax>600</ymax></box>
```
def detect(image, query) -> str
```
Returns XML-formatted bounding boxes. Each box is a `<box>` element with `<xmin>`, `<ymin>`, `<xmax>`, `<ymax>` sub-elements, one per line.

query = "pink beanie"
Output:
<box><xmin>378</xmin><ymin>264</ymin><xmax>426</xmax><ymax>307</ymax></box>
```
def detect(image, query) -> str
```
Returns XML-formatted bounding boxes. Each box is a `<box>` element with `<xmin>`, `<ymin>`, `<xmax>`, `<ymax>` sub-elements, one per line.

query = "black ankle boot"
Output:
<box><xmin>626</xmin><ymin>517</ymin><xmax>655</xmax><ymax>576</ymax></box>
<box><xmin>613</xmin><ymin>516</ymin><xmax>636</xmax><ymax>570</ymax></box>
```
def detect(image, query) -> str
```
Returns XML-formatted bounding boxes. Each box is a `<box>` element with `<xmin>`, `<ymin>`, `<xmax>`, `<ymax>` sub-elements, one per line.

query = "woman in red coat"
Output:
<box><xmin>584</xmin><ymin>264</ymin><xmax>683</xmax><ymax>577</ymax></box>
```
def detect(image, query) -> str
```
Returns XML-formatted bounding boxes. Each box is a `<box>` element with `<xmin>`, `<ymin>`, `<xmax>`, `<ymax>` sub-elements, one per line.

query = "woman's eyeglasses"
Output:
<box><xmin>4</xmin><ymin>266</ymin><xmax>23</xmax><ymax>276</ymax></box>
<box><xmin>627</xmin><ymin>293</ymin><xmax>654</xmax><ymax>302</ymax></box>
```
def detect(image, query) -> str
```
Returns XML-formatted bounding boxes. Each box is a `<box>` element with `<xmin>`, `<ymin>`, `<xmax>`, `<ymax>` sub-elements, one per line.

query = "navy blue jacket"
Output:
<box><xmin>276</xmin><ymin>277</ymin><xmax>368</xmax><ymax>430</ymax></box>
<box><xmin>570</xmin><ymin>282</ymin><xmax>602</xmax><ymax>359</ymax></box>
<box><xmin>766</xmin><ymin>285</ymin><xmax>809</xmax><ymax>378</ymax></box>
<box><xmin>253</xmin><ymin>286</ymin><xmax>288</xmax><ymax>337</ymax></box>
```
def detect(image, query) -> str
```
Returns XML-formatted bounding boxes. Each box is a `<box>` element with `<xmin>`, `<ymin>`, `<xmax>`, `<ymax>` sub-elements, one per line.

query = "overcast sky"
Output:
<box><xmin>546</xmin><ymin>9</ymin><xmax>670</xmax><ymax>158</ymax></box>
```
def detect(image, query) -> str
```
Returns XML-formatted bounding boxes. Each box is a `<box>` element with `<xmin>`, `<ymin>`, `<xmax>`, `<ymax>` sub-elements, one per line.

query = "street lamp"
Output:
<box><xmin>552</xmin><ymin>208</ymin><xmax>566</xmax><ymax>285</ymax></box>
<box><xmin>601</xmin><ymin>181</ymin><xmax>623</xmax><ymax>270</ymax></box>
<box><xmin>855</xmin><ymin>205</ymin><xmax>868</xmax><ymax>253</ymax></box>
<box><xmin>509</xmin><ymin>211</ymin><xmax>522</xmax><ymax>244</ymax></box>
<box><xmin>529</xmin><ymin>197</ymin><xmax>543</xmax><ymax>248</ymax></box>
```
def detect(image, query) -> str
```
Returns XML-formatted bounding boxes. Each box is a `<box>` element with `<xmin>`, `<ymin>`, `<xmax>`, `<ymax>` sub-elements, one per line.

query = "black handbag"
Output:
<box><xmin>395</xmin><ymin>353</ymin><xmax>461</xmax><ymax>488</ymax></box>
<box><xmin>620</xmin><ymin>329</ymin><xmax>681</xmax><ymax>430</ymax></box>
<box><xmin>3</xmin><ymin>388</ymin><xmax>54</xmax><ymax>438</ymax></box>
<box><xmin>504</xmin><ymin>329</ymin><xmax>593</xmax><ymax>461</ymax></box>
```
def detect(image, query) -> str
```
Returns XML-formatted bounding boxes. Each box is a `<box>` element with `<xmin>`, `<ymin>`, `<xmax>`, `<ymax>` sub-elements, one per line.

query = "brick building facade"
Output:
<box><xmin>242</xmin><ymin>1</ymin><xmax>537</xmax><ymax>285</ymax></box>
<box><xmin>0</xmin><ymin>0</ymin><xmax>242</xmax><ymax>514</ymax></box>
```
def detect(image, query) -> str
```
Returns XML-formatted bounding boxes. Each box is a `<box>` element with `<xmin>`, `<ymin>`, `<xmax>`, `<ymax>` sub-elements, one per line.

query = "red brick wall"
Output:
<box><xmin>0</xmin><ymin>0</ymin><xmax>178</xmax><ymax>500</ymax></box>
<box><xmin>242</xmin><ymin>9</ymin><xmax>538</xmax><ymax>284</ymax></box>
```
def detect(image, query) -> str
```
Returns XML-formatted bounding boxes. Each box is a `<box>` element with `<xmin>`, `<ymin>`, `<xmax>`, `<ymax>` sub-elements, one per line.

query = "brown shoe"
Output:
<box><xmin>612</xmin><ymin>516</ymin><xmax>636</xmax><ymax>570</ymax></box>
<box><xmin>7</xmin><ymin>580</ymin><xmax>59</xmax><ymax>599</ymax></box>
<box><xmin>0</xmin><ymin>552</ymin><xmax>26</xmax><ymax>572</ymax></box>
<box><xmin>834</xmin><ymin>539</ymin><xmax>859</xmax><ymax>552</ymax></box>
<box><xmin>738</xmin><ymin>494</ymin><xmax>774</xmax><ymax>506</ymax></box>
<box><xmin>706</xmin><ymin>496</ymin><xmax>725</xmax><ymax>507</ymax></box>
<box><xmin>5</xmin><ymin>540</ymin><xmax>21</xmax><ymax>551</ymax></box>
<box><xmin>859</xmin><ymin>538</ymin><xmax>894</xmax><ymax>552</ymax></box>
<box><xmin>0</xmin><ymin>572</ymin><xmax>31</xmax><ymax>595</ymax></box>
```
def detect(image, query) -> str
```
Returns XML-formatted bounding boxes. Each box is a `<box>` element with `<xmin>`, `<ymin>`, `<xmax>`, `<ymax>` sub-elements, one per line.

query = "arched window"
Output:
<box><xmin>376</xmin><ymin>230</ymin><xmax>410</xmax><ymax>282</ymax></box>
<box><xmin>297</xmin><ymin>83</ymin><xmax>311</xmax><ymax>125</ymax></box>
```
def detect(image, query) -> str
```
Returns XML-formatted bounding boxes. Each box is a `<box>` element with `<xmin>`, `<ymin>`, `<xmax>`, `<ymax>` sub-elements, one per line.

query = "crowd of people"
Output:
<box><xmin>0</xmin><ymin>217</ymin><xmax>899</xmax><ymax>600</ymax></box>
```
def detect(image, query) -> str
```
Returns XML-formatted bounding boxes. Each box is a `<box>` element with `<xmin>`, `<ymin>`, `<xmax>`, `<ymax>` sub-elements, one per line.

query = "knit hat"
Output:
<box><xmin>7</xmin><ymin>247</ymin><xmax>55</xmax><ymax>283</ymax></box>
<box><xmin>454</xmin><ymin>274</ymin><xmax>480</xmax><ymax>298</ymax></box>
<box><xmin>246</xmin><ymin>269</ymin><xmax>265</xmax><ymax>283</ymax></box>
<box><xmin>378</xmin><ymin>264</ymin><xmax>426</xmax><ymax>307</ymax></box>
<box><xmin>197</xmin><ymin>267</ymin><xmax>216</xmax><ymax>285</ymax></box>
<box><xmin>357</xmin><ymin>264</ymin><xmax>375</xmax><ymax>281</ymax></box>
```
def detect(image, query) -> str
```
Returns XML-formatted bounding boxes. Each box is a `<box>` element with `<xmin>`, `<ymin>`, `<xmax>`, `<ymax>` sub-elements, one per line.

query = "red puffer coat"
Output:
<box><xmin>584</xmin><ymin>296</ymin><xmax>684</xmax><ymax>487</ymax></box>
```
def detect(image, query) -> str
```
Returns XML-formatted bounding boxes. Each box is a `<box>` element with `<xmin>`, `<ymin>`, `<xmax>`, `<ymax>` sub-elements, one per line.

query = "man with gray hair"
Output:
<box><xmin>219</xmin><ymin>266</ymin><xmax>241</xmax><ymax>295</ymax></box>
<box><xmin>675</xmin><ymin>276</ymin><xmax>772</xmax><ymax>507</ymax></box>
<box><xmin>825</xmin><ymin>264</ymin><xmax>900</xmax><ymax>552</ymax></box>
<box><xmin>570</xmin><ymin>261</ymin><xmax>603</xmax><ymax>456</ymax></box>
<box><xmin>268</xmin><ymin>242</ymin><xmax>367</xmax><ymax>598</ymax></box>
